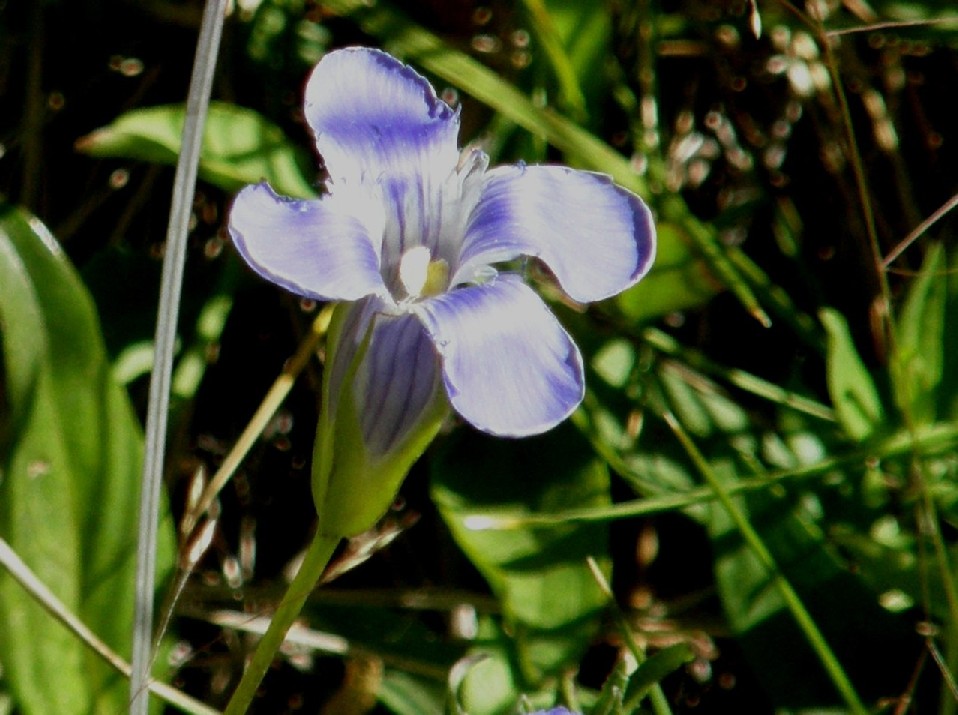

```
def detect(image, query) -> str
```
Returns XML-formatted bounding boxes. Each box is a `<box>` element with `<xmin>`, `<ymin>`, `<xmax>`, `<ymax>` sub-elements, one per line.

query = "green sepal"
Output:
<box><xmin>312</xmin><ymin>302</ymin><xmax>449</xmax><ymax>537</ymax></box>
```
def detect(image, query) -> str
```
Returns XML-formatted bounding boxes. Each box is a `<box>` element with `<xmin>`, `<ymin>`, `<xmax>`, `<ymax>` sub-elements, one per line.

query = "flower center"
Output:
<box><xmin>398</xmin><ymin>246</ymin><xmax>449</xmax><ymax>301</ymax></box>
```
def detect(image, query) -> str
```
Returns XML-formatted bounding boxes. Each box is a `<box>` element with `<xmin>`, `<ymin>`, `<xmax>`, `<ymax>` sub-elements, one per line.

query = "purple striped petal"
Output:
<box><xmin>229</xmin><ymin>182</ymin><xmax>386</xmax><ymax>302</ymax></box>
<box><xmin>415</xmin><ymin>275</ymin><xmax>584</xmax><ymax>436</ymax></box>
<box><xmin>454</xmin><ymin>165</ymin><xmax>656</xmax><ymax>302</ymax></box>
<box><xmin>358</xmin><ymin>309</ymin><xmax>444</xmax><ymax>456</ymax></box>
<box><xmin>304</xmin><ymin>48</ymin><xmax>460</xmax><ymax>187</ymax></box>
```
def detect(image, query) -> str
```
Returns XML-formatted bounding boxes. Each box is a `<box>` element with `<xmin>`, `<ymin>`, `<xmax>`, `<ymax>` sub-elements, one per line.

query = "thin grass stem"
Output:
<box><xmin>640</xmin><ymin>327</ymin><xmax>834</xmax><ymax>420</ymax></box>
<box><xmin>466</xmin><ymin>417</ymin><xmax>958</xmax><ymax>530</ymax></box>
<box><xmin>180</xmin><ymin>307</ymin><xmax>332</xmax><ymax>535</ymax></box>
<box><xmin>586</xmin><ymin>557</ymin><xmax>673</xmax><ymax>715</ymax></box>
<box><xmin>130</xmin><ymin>1</ymin><xmax>227</xmax><ymax>712</ymax></box>
<box><xmin>0</xmin><ymin>538</ymin><xmax>219</xmax><ymax>715</ymax></box>
<box><xmin>883</xmin><ymin>191</ymin><xmax>958</xmax><ymax>268</ymax></box>
<box><xmin>662</xmin><ymin>411</ymin><xmax>868</xmax><ymax>714</ymax></box>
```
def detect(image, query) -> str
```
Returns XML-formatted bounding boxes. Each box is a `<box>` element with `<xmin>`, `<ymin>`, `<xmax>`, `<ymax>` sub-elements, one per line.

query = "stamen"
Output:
<box><xmin>399</xmin><ymin>246</ymin><xmax>431</xmax><ymax>298</ymax></box>
<box><xmin>397</xmin><ymin>245</ymin><xmax>451</xmax><ymax>301</ymax></box>
<box><xmin>422</xmin><ymin>258</ymin><xmax>450</xmax><ymax>297</ymax></box>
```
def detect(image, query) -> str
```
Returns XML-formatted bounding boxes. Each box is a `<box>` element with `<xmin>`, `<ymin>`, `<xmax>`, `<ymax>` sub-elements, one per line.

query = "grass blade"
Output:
<box><xmin>130</xmin><ymin>1</ymin><xmax>228</xmax><ymax>712</ymax></box>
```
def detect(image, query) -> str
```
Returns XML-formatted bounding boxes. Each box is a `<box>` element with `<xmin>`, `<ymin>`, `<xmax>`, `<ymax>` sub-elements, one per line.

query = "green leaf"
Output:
<box><xmin>892</xmin><ymin>242</ymin><xmax>945</xmax><ymax>425</ymax></box>
<box><xmin>544</xmin><ymin>0</ymin><xmax>612</xmax><ymax>120</ymax></box>
<box><xmin>820</xmin><ymin>308</ymin><xmax>884</xmax><ymax>441</ymax></box>
<box><xmin>379</xmin><ymin>670</ymin><xmax>444</xmax><ymax>715</ymax></box>
<box><xmin>709</xmin><ymin>478</ymin><xmax>913</xmax><ymax>708</ymax></box>
<box><xmin>451</xmin><ymin>635</ymin><xmax>519</xmax><ymax>715</ymax></box>
<box><xmin>0</xmin><ymin>203</ymin><xmax>175</xmax><ymax>714</ymax></box>
<box><xmin>622</xmin><ymin>643</ymin><xmax>695</xmax><ymax>708</ymax></box>
<box><xmin>431</xmin><ymin>424</ymin><xmax>611</xmax><ymax>703</ymax></box>
<box><xmin>76</xmin><ymin>102</ymin><xmax>316</xmax><ymax>198</ymax></box>
<box><xmin>517</xmin><ymin>0</ymin><xmax>588</xmax><ymax>120</ymax></box>
<box><xmin>615</xmin><ymin>222</ymin><xmax>721</xmax><ymax>323</ymax></box>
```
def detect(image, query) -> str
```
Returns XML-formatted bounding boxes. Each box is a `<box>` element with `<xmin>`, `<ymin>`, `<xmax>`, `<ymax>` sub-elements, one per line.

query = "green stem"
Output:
<box><xmin>922</xmin><ymin>487</ymin><xmax>958</xmax><ymax>715</ymax></box>
<box><xmin>663</xmin><ymin>412</ymin><xmax>869</xmax><ymax>715</ymax></box>
<box><xmin>223</xmin><ymin>532</ymin><xmax>340</xmax><ymax>715</ymax></box>
<box><xmin>640</xmin><ymin>327</ymin><xmax>834</xmax><ymax>421</ymax></box>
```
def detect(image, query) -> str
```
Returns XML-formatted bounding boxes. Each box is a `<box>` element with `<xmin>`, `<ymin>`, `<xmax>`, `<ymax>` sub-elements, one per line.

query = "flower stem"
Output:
<box><xmin>223</xmin><ymin>531</ymin><xmax>340</xmax><ymax>715</ymax></box>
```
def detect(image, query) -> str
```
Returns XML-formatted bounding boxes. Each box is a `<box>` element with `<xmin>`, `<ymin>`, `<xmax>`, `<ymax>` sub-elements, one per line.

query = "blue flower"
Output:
<box><xmin>229</xmin><ymin>47</ymin><xmax>655</xmax><ymax>455</ymax></box>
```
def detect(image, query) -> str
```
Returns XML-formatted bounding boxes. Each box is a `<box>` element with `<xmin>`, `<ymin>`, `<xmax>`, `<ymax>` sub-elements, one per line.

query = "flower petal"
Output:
<box><xmin>415</xmin><ymin>275</ymin><xmax>584</xmax><ymax>436</ymax></box>
<box><xmin>454</xmin><ymin>165</ymin><xmax>656</xmax><ymax>302</ymax></box>
<box><xmin>318</xmin><ymin>299</ymin><xmax>448</xmax><ymax>537</ymax></box>
<box><xmin>228</xmin><ymin>182</ymin><xmax>386</xmax><ymax>302</ymax></box>
<box><xmin>304</xmin><ymin>47</ymin><xmax>460</xmax><ymax>187</ymax></box>
<box><xmin>358</xmin><ymin>309</ymin><xmax>445</xmax><ymax>456</ymax></box>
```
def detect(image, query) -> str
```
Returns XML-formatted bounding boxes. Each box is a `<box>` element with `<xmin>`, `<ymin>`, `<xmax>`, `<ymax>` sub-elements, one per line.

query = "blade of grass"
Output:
<box><xmin>586</xmin><ymin>556</ymin><xmax>674</xmax><ymax>715</ymax></box>
<box><xmin>515</xmin><ymin>0</ymin><xmax>587</xmax><ymax>120</ymax></box>
<box><xmin>883</xmin><ymin>190</ymin><xmax>958</xmax><ymax>268</ymax></box>
<box><xmin>639</xmin><ymin>327</ymin><xmax>834</xmax><ymax>420</ymax></box>
<box><xmin>461</xmin><ymin>415</ymin><xmax>958</xmax><ymax>530</ymax></box>
<box><xmin>0</xmin><ymin>538</ymin><xmax>219</xmax><ymax>715</ymax></box>
<box><xmin>130</xmin><ymin>1</ymin><xmax>227</xmax><ymax>712</ymax></box>
<box><xmin>662</xmin><ymin>410</ymin><xmax>868</xmax><ymax>714</ymax></box>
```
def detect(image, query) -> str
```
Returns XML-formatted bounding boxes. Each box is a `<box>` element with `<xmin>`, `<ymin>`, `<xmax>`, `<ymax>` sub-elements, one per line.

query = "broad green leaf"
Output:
<box><xmin>0</xmin><ymin>203</ymin><xmax>174</xmax><ymax>714</ymax></box>
<box><xmin>820</xmin><ymin>308</ymin><xmax>884</xmax><ymax>441</ymax></box>
<box><xmin>448</xmin><ymin>619</ymin><xmax>571</xmax><ymax>715</ymax></box>
<box><xmin>452</xmin><ymin>634</ymin><xmax>519</xmax><ymax>715</ymax></box>
<box><xmin>76</xmin><ymin>102</ymin><xmax>316</xmax><ymax>199</ymax></box>
<box><xmin>431</xmin><ymin>423</ymin><xmax>611</xmax><ymax>707</ymax></box>
<box><xmin>893</xmin><ymin>242</ymin><xmax>945</xmax><ymax>425</ymax></box>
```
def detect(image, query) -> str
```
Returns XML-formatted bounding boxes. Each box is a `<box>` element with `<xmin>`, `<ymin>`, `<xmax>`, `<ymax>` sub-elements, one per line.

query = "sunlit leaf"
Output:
<box><xmin>431</xmin><ymin>423</ymin><xmax>610</xmax><ymax>707</ymax></box>
<box><xmin>820</xmin><ymin>308</ymin><xmax>884</xmax><ymax>441</ymax></box>
<box><xmin>893</xmin><ymin>242</ymin><xmax>945</xmax><ymax>425</ymax></box>
<box><xmin>76</xmin><ymin>103</ymin><xmax>316</xmax><ymax>199</ymax></box>
<box><xmin>616</xmin><ymin>222</ymin><xmax>721</xmax><ymax>323</ymax></box>
<box><xmin>518</xmin><ymin>0</ymin><xmax>588</xmax><ymax>120</ymax></box>
<box><xmin>0</xmin><ymin>203</ymin><xmax>174</xmax><ymax>714</ymax></box>
<box><xmin>622</xmin><ymin>643</ymin><xmax>695</xmax><ymax>707</ymax></box>
<box><xmin>451</xmin><ymin>633</ymin><xmax>519</xmax><ymax>715</ymax></box>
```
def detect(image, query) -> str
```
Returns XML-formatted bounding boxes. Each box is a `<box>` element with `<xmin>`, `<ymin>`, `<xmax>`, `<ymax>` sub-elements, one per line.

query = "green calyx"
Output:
<box><xmin>311</xmin><ymin>302</ymin><xmax>449</xmax><ymax>538</ymax></box>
